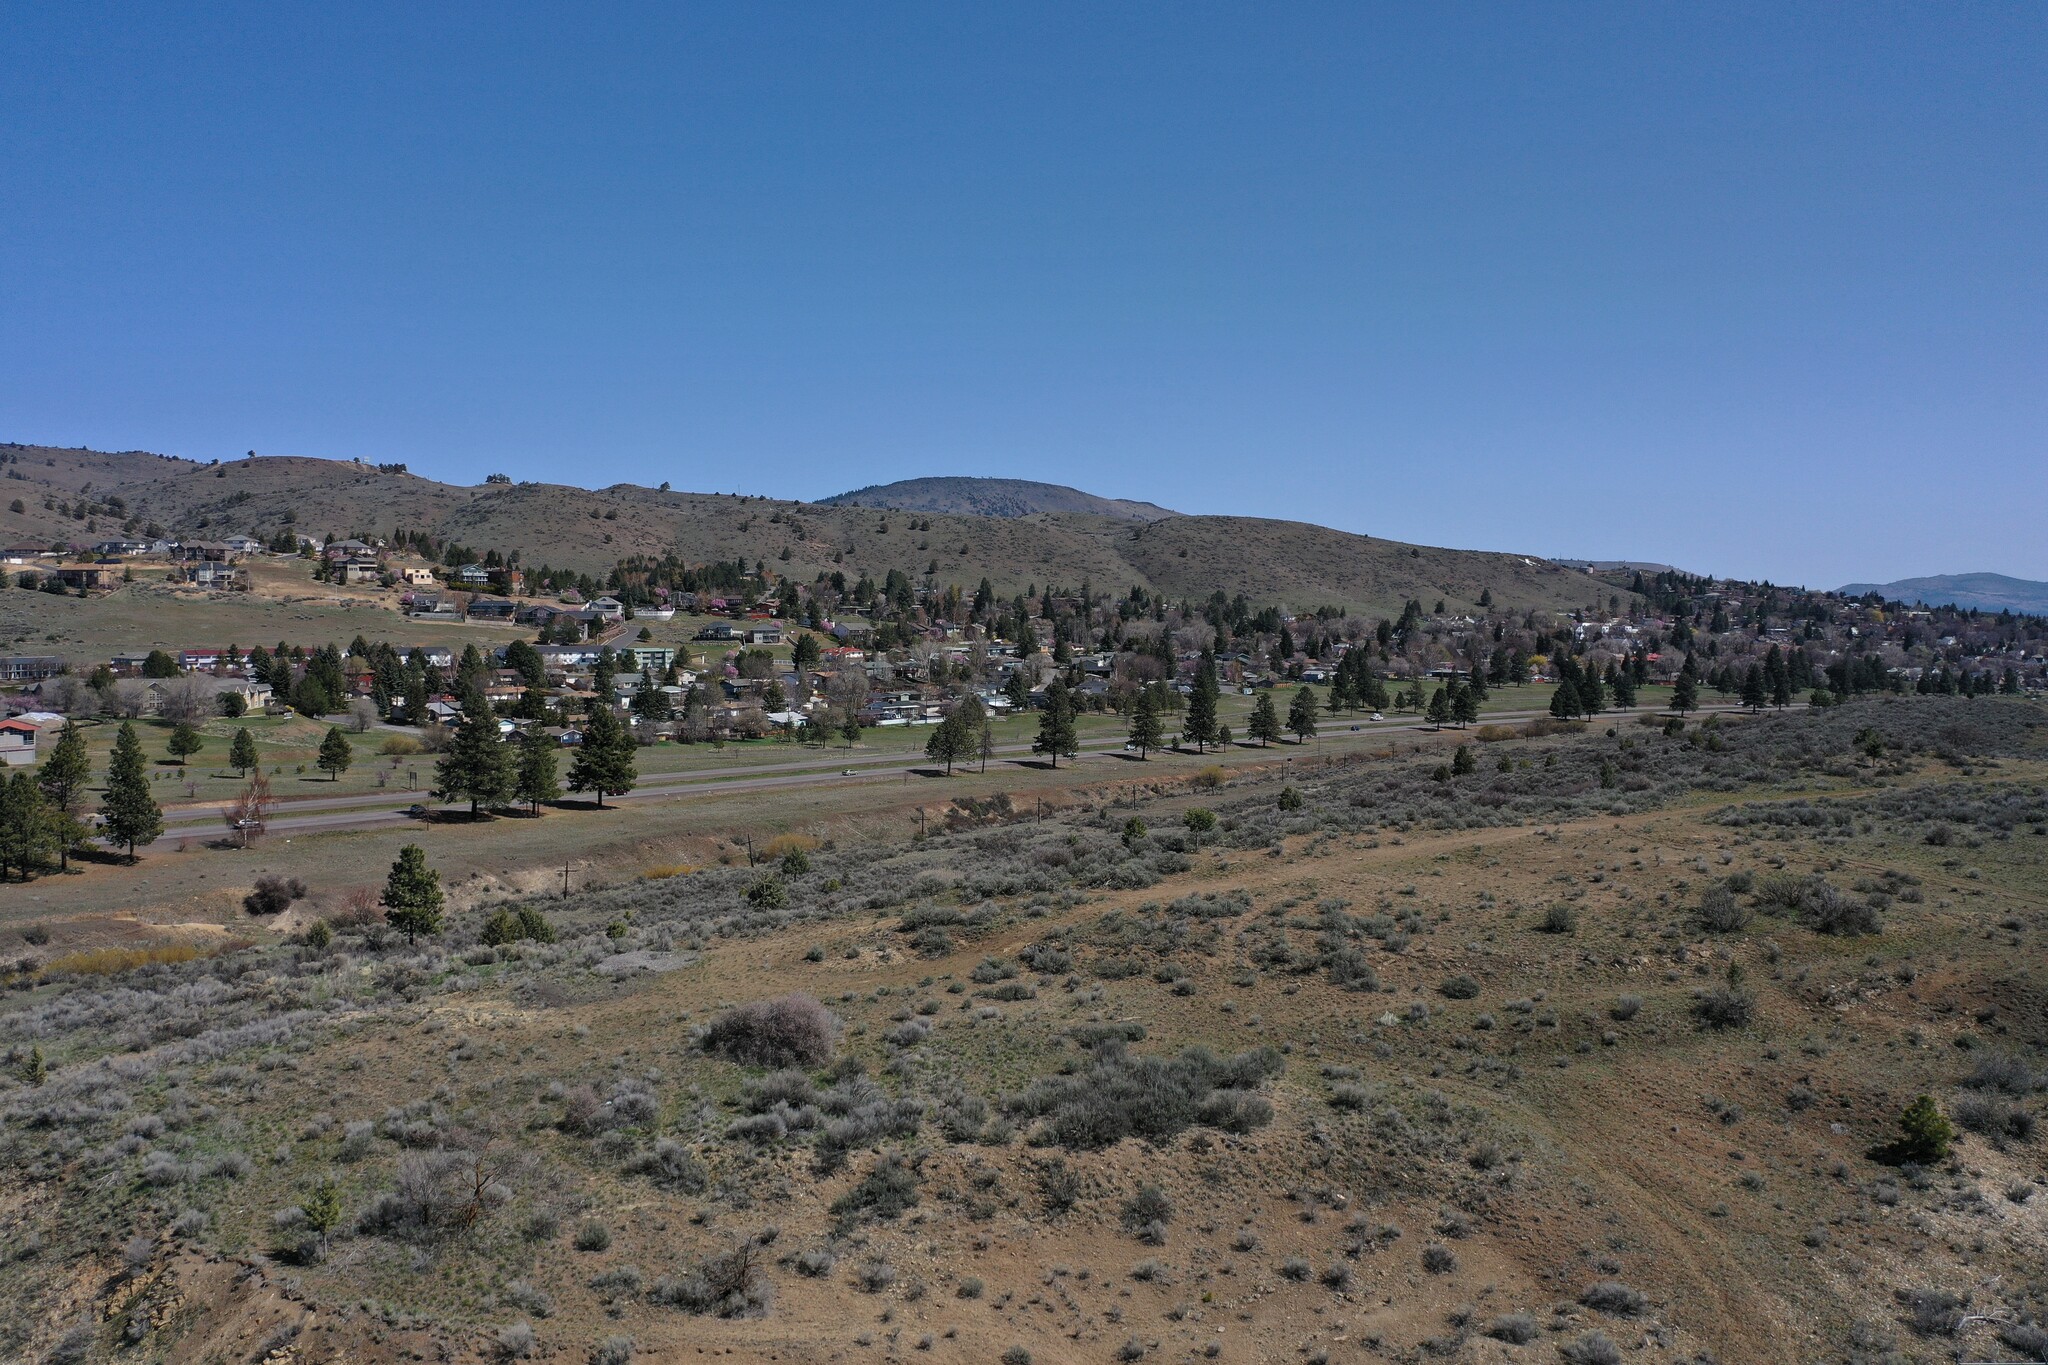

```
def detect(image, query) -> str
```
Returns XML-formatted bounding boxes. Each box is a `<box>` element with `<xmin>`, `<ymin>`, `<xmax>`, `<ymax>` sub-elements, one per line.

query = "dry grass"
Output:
<box><xmin>43</xmin><ymin>943</ymin><xmax>206</xmax><ymax>976</ymax></box>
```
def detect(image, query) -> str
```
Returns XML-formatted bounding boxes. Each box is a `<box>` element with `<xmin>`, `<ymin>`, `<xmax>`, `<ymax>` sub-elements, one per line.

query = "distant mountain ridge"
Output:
<box><xmin>0</xmin><ymin>443</ymin><xmax>1619</xmax><ymax>616</ymax></box>
<box><xmin>819</xmin><ymin>476</ymin><xmax>1177</xmax><ymax>522</ymax></box>
<box><xmin>1837</xmin><ymin>573</ymin><xmax>2048</xmax><ymax>615</ymax></box>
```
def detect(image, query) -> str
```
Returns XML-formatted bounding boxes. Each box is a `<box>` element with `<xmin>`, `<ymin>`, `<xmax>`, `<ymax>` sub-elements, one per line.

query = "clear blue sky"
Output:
<box><xmin>4</xmin><ymin>5</ymin><xmax>2043</xmax><ymax>588</ymax></box>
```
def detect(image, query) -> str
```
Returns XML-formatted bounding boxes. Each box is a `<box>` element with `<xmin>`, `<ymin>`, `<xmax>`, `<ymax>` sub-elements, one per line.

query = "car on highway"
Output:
<box><xmin>1370</xmin><ymin>712</ymin><xmax>1385</xmax><ymax>721</ymax></box>
<box><xmin>405</xmin><ymin>803</ymin><xmax>429</xmax><ymax>817</ymax></box>
<box><xmin>840</xmin><ymin>769</ymin><xmax>857</xmax><ymax>776</ymax></box>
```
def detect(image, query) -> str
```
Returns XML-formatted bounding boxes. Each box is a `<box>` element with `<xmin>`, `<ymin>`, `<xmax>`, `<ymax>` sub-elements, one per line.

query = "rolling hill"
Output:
<box><xmin>1</xmin><ymin>443</ymin><xmax>1621</xmax><ymax>618</ymax></box>
<box><xmin>1838</xmin><ymin>572</ymin><xmax>2048</xmax><ymax>615</ymax></box>
<box><xmin>818</xmin><ymin>476</ymin><xmax>1176</xmax><ymax>521</ymax></box>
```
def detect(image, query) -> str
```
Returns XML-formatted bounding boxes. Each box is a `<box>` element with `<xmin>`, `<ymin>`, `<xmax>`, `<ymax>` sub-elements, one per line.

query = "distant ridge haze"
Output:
<box><xmin>1836</xmin><ymin>573</ymin><xmax>2048</xmax><ymax>615</ymax></box>
<box><xmin>819</xmin><ymin>477</ymin><xmax>1177</xmax><ymax>522</ymax></box>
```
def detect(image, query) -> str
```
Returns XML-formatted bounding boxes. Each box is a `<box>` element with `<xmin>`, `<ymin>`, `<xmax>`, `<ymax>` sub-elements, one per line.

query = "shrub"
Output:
<box><xmin>1421</xmin><ymin>1244</ymin><xmax>1457</xmax><ymax>1273</ymax></box>
<box><xmin>1578</xmin><ymin>1281</ymin><xmax>1647</xmax><ymax>1316</ymax></box>
<box><xmin>1539</xmin><ymin>903</ymin><xmax>1577</xmax><ymax>934</ymax></box>
<box><xmin>1002</xmin><ymin>1350</ymin><xmax>1033</xmax><ymax>1365</ymax></box>
<box><xmin>1120</xmin><ymin>1184</ymin><xmax>1173</xmax><ymax>1240</ymax></box>
<box><xmin>1696</xmin><ymin>884</ymin><xmax>1751</xmax><ymax>933</ymax></box>
<box><xmin>1279</xmin><ymin>1256</ymin><xmax>1312</xmax><ymax>1281</ymax></box>
<box><xmin>1610</xmin><ymin>995</ymin><xmax>1642</xmax><ymax>1021</ymax></box>
<box><xmin>1005</xmin><ymin>1042</ymin><xmax>1282</xmax><ymax>1149</ymax></box>
<box><xmin>244</xmin><ymin>875</ymin><xmax>309</xmax><ymax>916</ymax></box>
<box><xmin>1486</xmin><ymin>1313</ymin><xmax>1538</xmax><ymax>1344</ymax></box>
<box><xmin>1899</xmin><ymin>1286</ymin><xmax>1964</xmax><ymax>1337</ymax></box>
<box><xmin>1439</xmin><ymin>974</ymin><xmax>1480</xmax><ymax>1000</ymax></box>
<box><xmin>700</xmin><ymin>994</ymin><xmax>837</xmax><ymax>1068</ymax></box>
<box><xmin>590</xmin><ymin>1336</ymin><xmax>633</xmax><ymax>1365</ymax></box>
<box><xmin>831</xmin><ymin>1153</ymin><xmax>922</xmax><ymax>1224</ymax></box>
<box><xmin>650</xmin><ymin>1241</ymin><xmax>773</xmax><ymax>1318</ymax></box>
<box><xmin>1559</xmin><ymin>1332</ymin><xmax>1622</xmax><ymax>1365</ymax></box>
<box><xmin>1277</xmin><ymin>787</ymin><xmax>1303</xmax><ymax>811</ymax></box>
<box><xmin>1035</xmin><ymin>1159</ymin><xmax>1082</xmax><ymax>1214</ymax></box>
<box><xmin>1965</xmin><ymin>1051</ymin><xmax>2041</xmax><ymax>1096</ymax></box>
<box><xmin>1184</xmin><ymin>808</ymin><xmax>1217</xmax><ymax>834</ymax></box>
<box><xmin>494</xmin><ymin>1322</ymin><xmax>536</xmax><ymax>1360</ymax></box>
<box><xmin>574</xmin><ymin>1219</ymin><xmax>612</xmax><ymax>1251</ymax></box>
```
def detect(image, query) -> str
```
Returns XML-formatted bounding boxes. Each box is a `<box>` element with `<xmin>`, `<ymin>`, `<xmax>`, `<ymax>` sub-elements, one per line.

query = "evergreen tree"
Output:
<box><xmin>1426</xmin><ymin>686</ymin><xmax>1451</xmax><ymax>727</ymax></box>
<box><xmin>1770</xmin><ymin>664</ymin><xmax>1792</xmax><ymax>709</ymax></box>
<box><xmin>228</xmin><ymin>726</ymin><xmax>259</xmax><ymax>775</ymax></box>
<box><xmin>317</xmin><ymin>726</ymin><xmax>353</xmax><ymax>780</ymax></box>
<box><xmin>1451</xmin><ymin>681</ymin><xmax>1479</xmax><ymax>728</ymax></box>
<box><xmin>925</xmin><ymin>707</ymin><xmax>970</xmax><ymax>775</ymax></box>
<box><xmin>1895</xmin><ymin>1094</ymin><xmax>1954</xmax><ymax>1163</ymax></box>
<box><xmin>1577</xmin><ymin>670</ymin><xmax>1604</xmax><ymax>719</ymax></box>
<box><xmin>380</xmin><ymin>844</ymin><xmax>445</xmax><ymax>944</ymax></box>
<box><xmin>0</xmin><ymin>771</ymin><xmax>54</xmax><ymax>880</ymax></box>
<box><xmin>37</xmin><ymin>721</ymin><xmax>91</xmax><ymax>873</ymax></box>
<box><xmin>568</xmin><ymin>699</ymin><xmax>637</xmax><ymax>807</ymax></box>
<box><xmin>1450</xmin><ymin>744</ymin><xmax>1477</xmax><ymax>776</ymax></box>
<box><xmin>1003</xmin><ymin>670</ymin><xmax>1031</xmax><ymax>711</ymax></box>
<box><xmin>840</xmin><ymin>713</ymin><xmax>863</xmax><ymax>749</ymax></box>
<box><xmin>100</xmin><ymin>721</ymin><xmax>163</xmax><ymax>861</ymax></box>
<box><xmin>1182</xmin><ymin>650</ymin><xmax>1219</xmax><ymax>752</ymax></box>
<box><xmin>435</xmin><ymin>691</ymin><xmax>513</xmax><ymax>814</ymax></box>
<box><xmin>631</xmin><ymin>667</ymin><xmax>672</xmax><ymax>721</ymax></box>
<box><xmin>166</xmin><ymin>721</ymin><xmax>203</xmax><ymax>765</ymax></box>
<box><xmin>1032</xmin><ymin>681</ymin><xmax>1078</xmax><ymax>768</ymax></box>
<box><xmin>1286</xmin><ymin>686</ymin><xmax>1319</xmax><ymax>743</ymax></box>
<box><xmin>514</xmin><ymin>724</ymin><xmax>561</xmax><ymax>813</ymax></box>
<box><xmin>1247</xmin><ymin>691</ymin><xmax>1281</xmax><ymax>747</ymax></box>
<box><xmin>1549</xmin><ymin>682</ymin><xmax>1583</xmax><ymax>721</ymax></box>
<box><xmin>1672</xmin><ymin>669</ymin><xmax>1699</xmax><ymax>714</ymax></box>
<box><xmin>1610</xmin><ymin>670</ymin><xmax>1637</xmax><ymax>708</ymax></box>
<box><xmin>1740</xmin><ymin>664</ymin><xmax>1766</xmax><ymax>712</ymax></box>
<box><xmin>1128</xmin><ymin>686</ymin><xmax>1166</xmax><ymax>758</ymax></box>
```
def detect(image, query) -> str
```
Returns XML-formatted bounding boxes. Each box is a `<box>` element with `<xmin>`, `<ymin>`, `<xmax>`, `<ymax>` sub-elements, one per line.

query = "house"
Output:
<box><xmin>626</xmin><ymin>645</ymin><xmax>672</xmax><ymax>673</ymax></box>
<box><xmin>55</xmin><ymin>565</ymin><xmax>115</xmax><ymax>591</ymax></box>
<box><xmin>400</xmin><ymin>567</ymin><xmax>437</xmax><ymax>587</ymax></box>
<box><xmin>588</xmin><ymin>597</ymin><xmax>625</xmax><ymax>621</ymax></box>
<box><xmin>454</xmin><ymin>563</ymin><xmax>492</xmax><ymax>586</ymax></box>
<box><xmin>89</xmin><ymin>538</ymin><xmax>153</xmax><ymax>557</ymax></box>
<box><xmin>323</xmin><ymin>538</ymin><xmax>375</xmax><ymax>561</ymax></box>
<box><xmin>745</xmin><ymin>625</ymin><xmax>783</xmax><ymax>646</ymax></box>
<box><xmin>694</xmin><ymin>623</ymin><xmax>738</xmax><ymax>642</ymax></box>
<box><xmin>178</xmin><ymin>647</ymin><xmax>225</xmax><ymax>671</ymax></box>
<box><xmin>0</xmin><ymin>717</ymin><xmax>39</xmax><ymax>767</ymax></box>
<box><xmin>339</xmin><ymin>559</ymin><xmax>381</xmax><ymax>585</ymax></box>
<box><xmin>222</xmin><ymin>534</ymin><xmax>265</xmax><ymax>554</ymax></box>
<box><xmin>0</xmin><ymin>656</ymin><xmax>65</xmax><ymax>683</ymax></box>
<box><xmin>108</xmin><ymin>651</ymin><xmax>155</xmax><ymax>675</ymax></box>
<box><xmin>186</xmin><ymin>561</ymin><xmax>243</xmax><ymax>589</ymax></box>
<box><xmin>465</xmin><ymin>597</ymin><xmax>518</xmax><ymax>621</ymax></box>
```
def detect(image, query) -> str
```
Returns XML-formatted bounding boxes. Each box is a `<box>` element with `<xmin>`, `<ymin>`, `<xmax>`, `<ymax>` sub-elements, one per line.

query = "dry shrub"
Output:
<box><xmin>330</xmin><ymin>887</ymin><xmax>384</xmax><ymax>927</ymax></box>
<box><xmin>1192</xmin><ymin>766</ymin><xmax>1226</xmax><ymax>789</ymax></box>
<box><xmin>760</xmin><ymin>834</ymin><xmax>819</xmax><ymax>861</ymax></box>
<box><xmin>701</xmin><ymin>994</ymin><xmax>838</xmax><ymax>1068</ymax></box>
<box><xmin>640</xmin><ymin>864</ymin><xmax>696</xmax><ymax>881</ymax></box>
<box><xmin>47</xmin><ymin>944</ymin><xmax>203</xmax><ymax>977</ymax></box>
<box><xmin>1473</xmin><ymin>724</ymin><xmax>1516</xmax><ymax>743</ymax></box>
<box><xmin>379</xmin><ymin>735</ymin><xmax>423</xmax><ymax>756</ymax></box>
<box><xmin>1520</xmin><ymin>717</ymin><xmax>1587</xmax><ymax>738</ymax></box>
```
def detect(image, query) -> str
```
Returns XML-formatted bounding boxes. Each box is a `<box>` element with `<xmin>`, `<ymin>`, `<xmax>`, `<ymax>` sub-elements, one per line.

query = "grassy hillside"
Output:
<box><xmin>2</xmin><ymin>445</ymin><xmax>1623</xmax><ymax>617</ymax></box>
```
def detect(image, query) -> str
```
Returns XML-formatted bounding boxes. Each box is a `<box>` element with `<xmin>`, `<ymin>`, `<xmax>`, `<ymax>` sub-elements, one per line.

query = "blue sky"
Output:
<box><xmin>3</xmin><ymin>4</ymin><xmax>2043</xmax><ymax>588</ymax></box>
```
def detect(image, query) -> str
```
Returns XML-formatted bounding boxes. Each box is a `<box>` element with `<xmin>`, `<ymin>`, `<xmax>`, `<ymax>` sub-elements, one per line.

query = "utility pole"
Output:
<box><xmin>561</xmin><ymin>862</ymin><xmax>570</xmax><ymax>898</ymax></box>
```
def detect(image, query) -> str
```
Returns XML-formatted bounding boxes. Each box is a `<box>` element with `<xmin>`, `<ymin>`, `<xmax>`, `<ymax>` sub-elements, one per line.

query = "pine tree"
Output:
<box><xmin>1610</xmin><ymin>670</ymin><xmax>1638</xmax><ymax>708</ymax></box>
<box><xmin>1286</xmin><ymin>686</ymin><xmax>1319</xmax><ymax>743</ymax></box>
<box><xmin>167</xmin><ymin>721</ymin><xmax>203</xmax><ymax>765</ymax></box>
<box><xmin>1004</xmin><ymin>670</ymin><xmax>1031</xmax><ymax>711</ymax></box>
<box><xmin>380</xmin><ymin>844</ymin><xmax>445</xmax><ymax>944</ymax></box>
<box><xmin>435</xmin><ymin>692</ymin><xmax>513</xmax><ymax>814</ymax></box>
<box><xmin>1247</xmin><ymin>691</ymin><xmax>1281</xmax><ymax>747</ymax></box>
<box><xmin>840</xmin><ymin>713</ymin><xmax>862</xmax><ymax>749</ymax></box>
<box><xmin>1549</xmin><ymin>683</ymin><xmax>1582</xmax><ymax>721</ymax></box>
<box><xmin>1740</xmin><ymin>665</ymin><xmax>1766</xmax><ymax>712</ymax></box>
<box><xmin>37</xmin><ymin>721</ymin><xmax>91</xmax><ymax>872</ymax></box>
<box><xmin>1426</xmin><ymin>687</ymin><xmax>1451</xmax><ymax>727</ymax></box>
<box><xmin>925</xmin><ymin>708</ymin><xmax>969</xmax><ymax>775</ymax></box>
<box><xmin>228</xmin><ymin>726</ymin><xmax>259</xmax><ymax>775</ymax></box>
<box><xmin>1895</xmin><ymin>1095</ymin><xmax>1954</xmax><ymax>1163</ymax></box>
<box><xmin>317</xmin><ymin>726</ymin><xmax>353</xmax><ymax>781</ymax></box>
<box><xmin>1032</xmin><ymin>681</ymin><xmax>1078</xmax><ymax>768</ymax></box>
<box><xmin>1182</xmin><ymin>650</ymin><xmax>1219</xmax><ymax>752</ymax></box>
<box><xmin>1577</xmin><ymin>670</ymin><xmax>1604</xmax><ymax>719</ymax></box>
<box><xmin>0</xmin><ymin>772</ymin><xmax>54</xmax><ymax>881</ymax></box>
<box><xmin>568</xmin><ymin>700</ymin><xmax>636</xmax><ymax>807</ymax></box>
<box><xmin>1128</xmin><ymin>686</ymin><xmax>1165</xmax><ymax>758</ymax></box>
<box><xmin>100</xmin><ymin>721</ymin><xmax>163</xmax><ymax>861</ymax></box>
<box><xmin>1672</xmin><ymin>670</ymin><xmax>1699</xmax><ymax>714</ymax></box>
<box><xmin>1451</xmin><ymin>681</ymin><xmax>1479</xmax><ymax>728</ymax></box>
<box><xmin>514</xmin><ymin>724</ymin><xmax>560</xmax><ymax>814</ymax></box>
<box><xmin>1450</xmin><ymin>744</ymin><xmax>1476</xmax><ymax>776</ymax></box>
